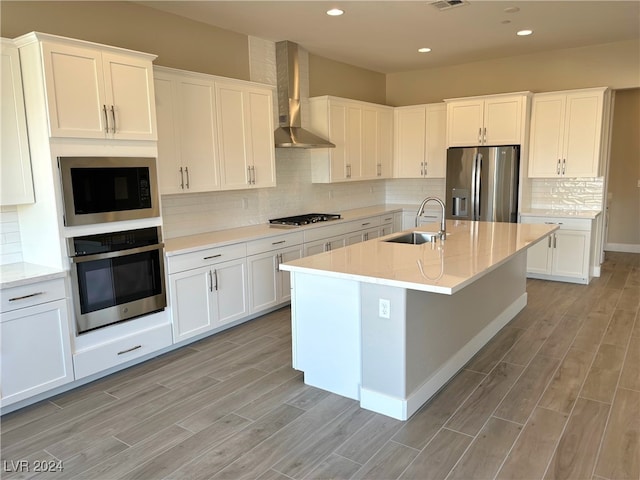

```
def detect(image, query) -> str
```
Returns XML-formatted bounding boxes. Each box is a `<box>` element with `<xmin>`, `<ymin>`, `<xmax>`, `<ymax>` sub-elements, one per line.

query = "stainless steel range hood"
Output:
<box><xmin>274</xmin><ymin>41</ymin><xmax>335</xmax><ymax>149</ymax></box>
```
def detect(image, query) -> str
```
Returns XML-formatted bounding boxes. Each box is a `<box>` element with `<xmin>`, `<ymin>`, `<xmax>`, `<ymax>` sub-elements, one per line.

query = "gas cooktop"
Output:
<box><xmin>269</xmin><ymin>213</ymin><xmax>341</xmax><ymax>227</ymax></box>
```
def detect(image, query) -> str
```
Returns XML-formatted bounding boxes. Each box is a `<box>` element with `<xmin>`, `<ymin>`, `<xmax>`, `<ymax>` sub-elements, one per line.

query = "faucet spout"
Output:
<box><xmin>416</xmin><ymin>197</ymin><xmax>447</xmax><ymax>240</ymax></box>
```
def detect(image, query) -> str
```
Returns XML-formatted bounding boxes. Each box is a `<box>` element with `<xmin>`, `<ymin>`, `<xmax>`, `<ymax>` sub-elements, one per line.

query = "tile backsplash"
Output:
<box><xmin>0</xmin><ymin>206</ymin><xmax>23</xmax><ymax>265</ymax></box>
<box><xmin>526</xmin><ymin>177</ymin><xmax>604</xmax><ymax>211</ymax></box>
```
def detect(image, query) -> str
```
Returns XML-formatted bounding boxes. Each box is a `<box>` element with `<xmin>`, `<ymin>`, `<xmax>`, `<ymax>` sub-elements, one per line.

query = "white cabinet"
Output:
<box><xmin>445</xmin><ymin>93</ymin><xmax>530</xmax><ymax>147</ymax></box>
<box><xmin>247</xmin><ymin>232</ymin><xmax>304</xmax><ymax>313</ymax></box>
<box><xmin>154</xmin><ymin>67</ymin><xmax>276</xmax><ymax>194</ymax></box>
<box><xmin>309</xmin><ymin>96</ymin><xmax>393</xmax><ymax>182</ymax></box>
<box><xmin>16</xmin><ymin>32</ymin><xmax>157</xmax><ymax>140</ymax></box>
<box><xmin>304</xmin><ymin>235</ymin><xmax>346</xmax><ymax>255</ymax></box>
<box><xmin>167</xmin><ymin>243</ymin><xmax>248</xmax><ymax>343</ymax></box>
<box><xmin>394</xmin><ymin>103</ymin><xmax>446</xmax><ymax>178</ymax></box>
<box><xmin>216</xmin><ymin>80</ymin><xmax>276</xmax><ymax>189</ymax></box>
<box><xmin>154</xmin><ymin>69</ymin><xmax>220</xmax><ymax>194</ymax></box>
<box><xmin>1</xmin><ymin>39</ymin><xmax>34</xmax><ymax>205</ymax></box>
<box><xmin>521</xmin><ymin>215</ymin><xmax>595</xmax><ymax>284</ymax></box>
<box><xmin>528</xmin><ymin>88</ymin><xmax>608</xmax><ymax>178</ymax></box>
<box><xmin>1</xmin><ymin>278</ymin><xmax>73</xmax><ymax>407</ymax></box>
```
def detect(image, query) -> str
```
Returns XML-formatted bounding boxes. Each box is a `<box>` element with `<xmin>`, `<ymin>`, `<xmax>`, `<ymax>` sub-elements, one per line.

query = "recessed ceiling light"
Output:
<box><xmin>326</xmin><ymin>8</ymin><xmax>344</xmax><ymax>16</ymax></box>
<box><xmin>517</xmin><ymin>29</ymin><xmax>533</xmax><ymax>36</ymax></box>
<box><xmin>504</xmin><ymin>7</ymin><xmax>520</xmax><ymax>14</ymax></box>
<box><xmin>418</xmin><ymin>47</ymin><xmax>432</xmax><ymax>53</ymax></box>
<box><xmin>501</xmin><ymin>20</ymin><xmax>512</xmax><ymax>24</ymax></box>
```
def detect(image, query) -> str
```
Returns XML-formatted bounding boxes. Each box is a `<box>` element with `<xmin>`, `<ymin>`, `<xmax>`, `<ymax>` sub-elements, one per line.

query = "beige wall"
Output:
<box><xmin>607</xmin><ymin>88</ymin><xmax>640</xmax><ymax>247</ymax></box>
<box><xmin>1</xmin><ymin>1</ymin><xmax>251</xmax><ymax>80</ymax></box>
<box><xmin>387</xmin><ymin>40</ymin><xmax>640</xmax><ymax>105</ymax></box>
<box><xmin>309</xmin><ymin>54</ymin><xmax>386</xmax><ymax>104</ymax></box>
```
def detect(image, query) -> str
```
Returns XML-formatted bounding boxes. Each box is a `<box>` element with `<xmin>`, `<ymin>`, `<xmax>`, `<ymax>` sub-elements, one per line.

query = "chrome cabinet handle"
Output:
<box><xmin>185</xmin><ymin>167</ymin><xmax>190</xmax><ymax>188</ymax></box>
<box><xmin>548</xmin><ymin>235</ymin><xmax>552</xmax><ymax>248</ymax></box>
<box><xmin>252</xmin><ymin>166</ymin><xmax>256</xmax><ymax>184</ymax></box>
<box><xmin>203</xmin><ymin>254</ymin><xmax>222</xmax><ymax>260</ymax></box>
<box><xmin>272</xmin><ymin>240</ymin><xmax>286</xmax><ymax>245</ymax></box>
<box><xmin>209</xmin><ymin>270</ymin><xmax>213</xmax><ymax>292</ymax></box>
<box><xmin>8</xmin><ymin>292</ymin><xmax>44</xmax><ymax>302</ymax></box>
<box><xmin>557</xmin><ymin>159</ymin><xmax>561</xmax><ymax>175</ymax></box>
<box><xmin>424</xmin><ymin>161</ymin><xmax>428</xmax><ymax>176</ymax></box>
<box><xmin>118</xmin><ymin>345</ymin><xmax>141</xmax><ymax>355</ymax></box>
<box><xmin>179</xmin><ymin>167</ymin><xmax>184</xmax><ymax>189</ymax></box>
<box><xmin>478</xmin><ymin>127</ymin><xmax>482</xmax><ymax>144</ymax></box>
<box><xmin>483</xmin><ymin>127</ymin><xmax>487</xmax><ymax>143</ymax></box>
<box><xmin>213</xmin><ymin>269</ymin><xmax>218</xmax><ymax>291</ymax></box>
<box><xmin>562</xmin><ymin>159</ymin><xmax>566</xmax><ymax>175</ymax></box>
<box><xmin>110</xmin><ymin>105</ymin><xmax>116</xmax><ymax>133</ymax></box>
<box><xmin>361</xmin><ymin>222</ymin><xmax>371</xmax><ymax>226</ymax></box>
<box><xmin>276</xmin><ymin>253</ymin><xmax>282</xmax><ymax>272</ymax></box>
<box><xmin>364</xmin><ymin>233</ymin><xmax>369</xmax><ymax>241</ymax></box>
<box><xmin>553</xmin><ymin>234</ymin><xmax>557</xmax><ymax>249</ymax></box>
<box><xmin>103</xmin><ymin>105</ymin><xmax>109</xmax><ymax>134</ymax></box>
<box><xmin>377</xmin><ymin>163</ymin><xmax>382</xmax><ymax>176</ymax></box>
<box><xmin>420</xmin><ymin>161</ymin><xmax>424</xmax><ymax>176</ymax></box>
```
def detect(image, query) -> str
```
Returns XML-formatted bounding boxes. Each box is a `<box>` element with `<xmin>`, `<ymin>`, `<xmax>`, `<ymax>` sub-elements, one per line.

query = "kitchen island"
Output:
<box><xmin>280</xmin><ymin>220</ymin><xmax>558</xmax><ymax>420</ymax></box>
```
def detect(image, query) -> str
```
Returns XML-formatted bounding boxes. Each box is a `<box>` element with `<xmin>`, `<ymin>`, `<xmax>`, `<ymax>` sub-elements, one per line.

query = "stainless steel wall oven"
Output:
<box><xmin>68</xmin><ymin>227</ymin><xmax>166</xmax><ymax>334</ymax></box>
<box><xmin>58</xmin><ymin>156</ymin><xmax>160</xmax><ymax>226</ymax></box>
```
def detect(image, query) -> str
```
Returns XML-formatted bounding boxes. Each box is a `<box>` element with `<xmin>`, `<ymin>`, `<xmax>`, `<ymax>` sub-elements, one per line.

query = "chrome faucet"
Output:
<box><xmin>416</xmin><ymin>196</ymin><xmax>447</xmax><ymax>240</ymax></box>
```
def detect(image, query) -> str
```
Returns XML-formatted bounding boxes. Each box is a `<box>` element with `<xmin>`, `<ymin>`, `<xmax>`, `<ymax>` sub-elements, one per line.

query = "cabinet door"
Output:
<box><xmin>345</xmin><ymin>231</ymin><xmax>364</xmax><ymax>246</ymax></box>
<box><xmin>446</xmin><ymin>100</ymin><xmax>483</xmax><ymax>147</ymax></box>
<box><xmin>170</xmin><ymin>266</ymin><xmax>215</xmax><ymax>342</ymax></box>
<box><xmin>41</xmin><ymin>42</ymin><xmax>107</xmax><ymax>138</ymax></box>
<box><xmin>394</xmin><ymin>106</ymin><xmax>426</xmax><ymax>178</ymax></box>
<box><xmin>213</xmin><ymin>259</ymin><xmax>248</xmax><ymax>326</ymax></box>
<box><xmin>304</xmin><ymin>240</ymin><xmax>327</xmax><ymax>256</ymax></box>
<box><xmin>528</xmin><ymin>95</ymin><xmax>566</xmax><ymax>178</ymax></box>
<box><xmin>1</xmin><ymin>300</ymin><xmax>73</xmax><ymax>406</ymax></box>
<box><xmin>154</xmin><ymin>75</ymin><xmax>184</xmax><ymax>195</ymax></box>
<box><xmin>563</xmin><ymin>93</ymin><xmax>603</xmax><ymax>177</ymax></box>
<box><xmin>217</xmin><ymin>83</ymin><xmax>251</xmax><ymax>189</ymax></box>
<box><xmin>102</xmin><ymin>51</ymin><xmax>156</xmax><ymax>140</ymax></box>
<box><xmin>552</xmin><ymin>230</ymin><xmax>589</xmax><ymax>279</ymax></box>
<box><xmin>248</xmin><ymin>251</ymin><xmax>278</xmax><ymax>313</ymax></box>
<box><xmin>425</xmin><ymin>104</ymin><xmax>446</xmax><ymax>178</ymax></box>
<box><xmin>346</xmin><ymin>105</ymin><xmax>362</xmax><ymax>180</ymax></box>
<box><xmin>278</xmin><ymin>246</ymin><xmax>302</xmax><ymax>303</ymax></box>
<box><xmin>247</xmin><ymin>87</ymin><xmax>276</xmax><ymax>188</ymax></box>
<box><xmin>483</xmin><ymin>96</ymin><xmax>523</xmax><ymax>145</ymax></box>
<box><xmin>526</xmin><ymin>235</ymin><xmax>553</xmax><ymax>275</ymax></box>
<box><xmin>329</xmin><ymin>102</ymin><xmax>348</xmax><ymax>181</ymax></box>
<box><xmin>1</xmin><ymin>40</ymin><xmax>34</xmax><ymax>205</ymax></box>
<box><xmin>377</xmin><ymin>108</ymin><xmax>393</xmax><ymax>178</ymax></box>
<box><xmin>179</xmin><ymin>78</ymin><xmax>220</xmax><ymax>192</ymax></box>
<box><xmin>361</xmin><ymin>107</ymin><xmax>378</xmax><ymax>179</ymax></box>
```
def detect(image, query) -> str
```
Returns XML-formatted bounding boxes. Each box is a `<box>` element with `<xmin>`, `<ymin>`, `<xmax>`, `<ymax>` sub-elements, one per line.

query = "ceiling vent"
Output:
<box><xmin>430</xmin><ymin>0</ymin><xmax>469</xmax><ymax>11</ymax></box>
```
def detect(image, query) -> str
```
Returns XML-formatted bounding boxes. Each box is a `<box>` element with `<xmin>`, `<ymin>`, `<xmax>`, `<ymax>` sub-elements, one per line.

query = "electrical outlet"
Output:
<box><xmin>379</xmin><ymin>299</ymin><xmax>390</xmax><ymax>319</ymax></box>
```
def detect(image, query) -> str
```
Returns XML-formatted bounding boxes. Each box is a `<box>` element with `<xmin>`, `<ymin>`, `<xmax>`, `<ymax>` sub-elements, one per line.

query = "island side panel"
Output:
<box><xmin>360</xmin><ymin>251</ymin><xmax>528</xmax><ymax>420</ymax></box>
<box><xmin>289</xmin><ymin>271</ymin><xmax>362</xmax><ymax>400</ymax></box>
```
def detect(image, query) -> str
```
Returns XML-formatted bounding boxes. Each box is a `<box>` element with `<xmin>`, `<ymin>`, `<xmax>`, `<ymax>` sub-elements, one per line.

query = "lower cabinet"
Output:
<box><xmin>522</xmin><ymin>215</ymin><xmax>595</xmax><ymax>284</ymax></box>
<box><xmin>247</xmin><ymin>245</ymin><xmax>303</xmax><ymax>312</ymax></box>
<box><xmin>1</xmin><ymin>279</ymin><xmax>73</xmax><ymax>407</ymax></box>
<box><xmin>167</xmin><ymin>246</ymin><xmax>248</xmax><ymax>343</ymax></box>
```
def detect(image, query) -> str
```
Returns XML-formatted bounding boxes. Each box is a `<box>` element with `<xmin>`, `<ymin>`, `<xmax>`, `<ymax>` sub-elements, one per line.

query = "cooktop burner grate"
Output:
<box><xmin>269</xmin><ymin>213</ymin><xmax>341</xmax><ymax>227</ymax></box>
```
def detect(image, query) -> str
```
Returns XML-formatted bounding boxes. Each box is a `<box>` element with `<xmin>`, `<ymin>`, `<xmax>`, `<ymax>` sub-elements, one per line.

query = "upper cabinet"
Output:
<box><xmin>445</xmin><ymin>92</ymin><xmax>531</xmax><ymax>147</ymax></box>
<box><xmin>308</xmin><ymin>96</ymin><xmax>393</xmax><ymax>183</ymax></box>
<box><xmin>394</xmin><ymin>103</ymin><xmax>446</xmax><ymax>179</ymax></box>
<box><xmin>215</xmin><ymin>80</ymin><xmax>276</xmax><ymax>190</ymax></box>
<box><xmin>1</xmin><ymin>39</ymin><xmax>34</xmax><ymax>205</ymax></box>
<box><xmin>16</xmin><ymin>32</ymin><xmax>157</xmax><ymax>140</ymax></box>
<box><xmin>154</xmin><ymin>66</ymin><xmax>276</xmax><ymax>194</ymax></box>
<box><xmin>528</xmin><ymin>88</ymin><xmax>609</xmax><ymax>178</ymax></box>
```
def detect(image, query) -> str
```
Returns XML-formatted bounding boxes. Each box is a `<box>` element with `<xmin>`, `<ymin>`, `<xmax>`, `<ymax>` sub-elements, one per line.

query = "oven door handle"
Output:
<box><xmin>70</xmin><ymin>243</ymin><xmax>164</xmax><ymax>263</ymax></box>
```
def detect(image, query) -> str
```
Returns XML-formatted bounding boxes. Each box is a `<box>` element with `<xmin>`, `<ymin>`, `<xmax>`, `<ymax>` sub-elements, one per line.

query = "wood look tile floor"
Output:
<box><xmin>2</xmin><ymin>252</ymin><xmax>639</xmax><ymax>480</ymax></box>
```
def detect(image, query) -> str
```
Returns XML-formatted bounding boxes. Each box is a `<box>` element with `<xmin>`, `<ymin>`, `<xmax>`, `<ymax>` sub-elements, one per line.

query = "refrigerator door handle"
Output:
<box><xmin>474</xmin><ymin>154</ymin><xmax>482</xmax><ymax>220</ymax></box>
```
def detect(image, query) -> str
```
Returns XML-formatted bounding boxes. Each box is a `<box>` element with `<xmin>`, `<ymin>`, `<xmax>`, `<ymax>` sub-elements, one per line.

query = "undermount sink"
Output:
<box><xmin>383</xmin><ymin>231</ymin><xmax>440</xmax><ymax>245</ymax></box>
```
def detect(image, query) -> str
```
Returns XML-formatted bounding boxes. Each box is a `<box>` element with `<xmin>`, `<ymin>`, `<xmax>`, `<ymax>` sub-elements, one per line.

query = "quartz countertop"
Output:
<box><xmin>164</xmin><ymin>204</ymin><xmax>425</xmax><ymax>256</ymax></box>
<box><xmin>0</xmin><ymin>263</ymin><xmax>67</xmax><ymax>289</ymax></box>
<box><xmin>280</xmin><ymin>220</ymin><xmax>558</xmax><ymax>295</ymax></box>
<box><xmin>520</xmin><ymin>209</ymin><xmax>601</xmax><ymax>219</ymax></box>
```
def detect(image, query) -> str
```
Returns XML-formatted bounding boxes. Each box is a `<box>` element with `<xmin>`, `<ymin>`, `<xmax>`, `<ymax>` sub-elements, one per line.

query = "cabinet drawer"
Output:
<box><xmin>167</xmin><ymin>243</ymin><xmax>247</xmax><ymax>274</ymax></box>
<box><xmin>1</xmin><ymin>278</ymin><xmax>66</xmax><ymax>314</ymax></box>
<box><xmin>304</xmin><ymin>222</ymin><xmax>350</xmax><ymax>242</ymax></box>
<box><xmin>73</xmin><ymin>322</ymin><xmax>172</xmax><ymax>379</ymax></box>
<box><xmin>246</xmin><ymin>232</ymin><xmax>304</xmax><ymax>256</ymax></box>
<box><xmin>380</xmin><ymin>214</ymin><xmax>395</xmax><ymax>225</ymax></box>
<box><xmin>520</xmin><ymin>216</ymin><xmax>593</xmax><ymax>231</ymax></box>
<box><xmin>347</xmin><ymin>216</ymin><xmax>381</xmax><ymax>231</ymax></box>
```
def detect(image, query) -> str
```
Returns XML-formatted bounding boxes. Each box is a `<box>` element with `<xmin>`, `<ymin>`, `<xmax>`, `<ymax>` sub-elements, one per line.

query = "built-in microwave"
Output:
<box><xmin>59</xmin><ymin>156</ymin><xmax>160</xmax><ymax>226</ymax></box>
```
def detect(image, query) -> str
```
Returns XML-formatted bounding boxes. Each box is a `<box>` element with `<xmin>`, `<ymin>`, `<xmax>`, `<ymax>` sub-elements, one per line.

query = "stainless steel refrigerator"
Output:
<box><xmin>445</xmin><ymin>146</ymin><xmax>519</xmax><ymax>223</ymax></box>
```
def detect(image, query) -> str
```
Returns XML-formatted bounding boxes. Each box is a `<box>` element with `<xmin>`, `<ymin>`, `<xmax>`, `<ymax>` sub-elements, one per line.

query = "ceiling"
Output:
<box><xmin>138</xmin><ymin>1</ymin><xmax>640</xmax><ymax>74</ymax></box>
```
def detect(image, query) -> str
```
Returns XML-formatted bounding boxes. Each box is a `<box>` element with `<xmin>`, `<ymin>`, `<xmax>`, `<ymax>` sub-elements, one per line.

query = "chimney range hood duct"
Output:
<box><xmin>274</xmin><ymin>41</ymin><xmax>335</xmax><ymax>149</ymax></box>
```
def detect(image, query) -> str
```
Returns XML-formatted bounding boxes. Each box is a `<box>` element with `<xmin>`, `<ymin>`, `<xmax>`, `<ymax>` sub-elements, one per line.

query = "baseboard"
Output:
<box><xmin>605</xmin><ymin>243</ymin><xmax>640</xmax><ymax>254</ymax></box>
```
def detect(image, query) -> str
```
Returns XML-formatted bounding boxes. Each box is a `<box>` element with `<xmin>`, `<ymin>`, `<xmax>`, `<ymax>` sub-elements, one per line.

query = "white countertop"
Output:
<box><xmin>164</xmin><ymin>204</ymin><xmax>420</xmax><ymax>256</ymax></box>
<box><xmin>0</xmin><ymin>263</ymin><xmax>67</xmax><ymax>289</ymax></box>
<box><xmin>520</xmin><ymin>209</ymin><xmax>601</xmax><ymax>219</ymax></box>
<box><xmin>280</xmin><ymin>220</ymin><xmax>558</xmax><ymax>295</ymax></box>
